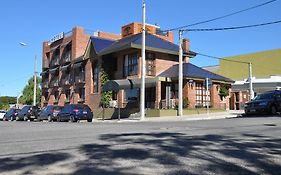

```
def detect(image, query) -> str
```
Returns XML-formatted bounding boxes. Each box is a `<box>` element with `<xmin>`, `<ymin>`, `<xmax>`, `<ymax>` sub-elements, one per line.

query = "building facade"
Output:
<box><xmin>41</xmin><ymin>23</ymin><xmax>233</xmax><ymax>116</ymax></box>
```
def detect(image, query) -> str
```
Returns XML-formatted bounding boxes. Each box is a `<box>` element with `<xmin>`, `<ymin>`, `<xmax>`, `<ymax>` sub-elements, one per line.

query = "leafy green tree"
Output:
<box><xmin>100</xmin><ymin>69</ymin><xmax>112</xmax><ymax>107</ymax></box>
<box><xmin>0</xmin><ymin>96</ymin><xmax>16</xmax><ymax>104</ymax></box>
<box><xmin>19</xmin><ymin>76</ymin><xmax>42</xmax><ymax>105</ymax></box>
<box><xmin>219</xmin><ymin>85</ymin><xmax>229</xmax><ymax>100</ymax></box>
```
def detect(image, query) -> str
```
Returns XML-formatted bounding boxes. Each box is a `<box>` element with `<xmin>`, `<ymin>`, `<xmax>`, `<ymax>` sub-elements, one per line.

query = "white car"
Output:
<box><xmin>0</xmin><ymin>110</ymin><xmax>6</xmax><ymax>120</ymax></box>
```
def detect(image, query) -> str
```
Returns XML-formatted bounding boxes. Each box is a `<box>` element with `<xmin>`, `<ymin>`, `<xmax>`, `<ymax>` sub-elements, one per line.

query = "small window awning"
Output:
<box><xmin>103</xmin><ymin>78</ymin><xmax>157</xmax><ymax>92</ymax></box>
<box><xmin>60</xmin><ymin>64</ymin><xmax>71</xmax><ymax>72</ymax></box>
<box><xmin>73</xmin><ymin>61</ymin><xmax>84</xmax><ymax>69</ymax></box>
<box><xmin>61</xmin><ymin>41</ymin><xmax>72</xmax><ymax>48</ymax></box>
<box><xmin>40</xmin><ymin>70</ymin><xmax>49</xmax><ymax>76</ymax></box>
<box><xmin>49</xmin><ymin>67</ymin><xmax>59</xmax><ymax>74</ymax></box>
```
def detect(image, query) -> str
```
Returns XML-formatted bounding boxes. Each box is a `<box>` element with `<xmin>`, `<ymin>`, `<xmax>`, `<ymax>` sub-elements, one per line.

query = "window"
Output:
<box><xmin>65</xmin><ymin>89</ymin><xmax>70</xmax><ymax>102</ymax></box>
<box><xmin>54</xmin><ymin>91</ymin><xmax>59</xmax><ymax>103</ymax></box>
<box><xmin>92</xmin><ymin>62</ymin><xmax>99</xmax><ymax>93</ymax></box>
<box><xmin>146</xmin><ymin>53</ymin><xmax>155</xmax><ymax>76</ymax></box>
<box><xmin>123</xmin><ymin>54</ymin><xmax>138</xmax><ymax>77</ymax></box>
<box><xmin>79</xmin><ymin>88</ymin><xmax>85</xmax><ymax>101</ymax></box>
<box><xmin>125</xmin><ymin>88</ymin><xmax>139</xmax><ymax>101</ymax></box>
<box><xmin>195</xmin><ymin>83</ymin><xmax>210</xmax><ymax>107</ymax></box>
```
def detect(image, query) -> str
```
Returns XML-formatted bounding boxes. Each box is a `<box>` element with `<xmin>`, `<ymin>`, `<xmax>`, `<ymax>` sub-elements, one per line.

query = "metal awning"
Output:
<box><xmin>60</xmin><ymin>64</ymin><xmax>71</xmax><ymax>72</ymax></box>
<box><xmin>40</xmin><ymin>70</ymin><xmax>49</xmax><ymax>76</ymax></box>
<box><xmin>103</xmin><ymin>78</ymin><xmax>157</xmax><ymax>92</ymax></box>
<box><xmin>49</xmin><ymin>67</ymin><xmax>59</xmax><ymax>74</ymax></box>
<box><xmin>73</xmin><ymin>62</ymin><xmax>84</xmax><ymax>69</ymax></box>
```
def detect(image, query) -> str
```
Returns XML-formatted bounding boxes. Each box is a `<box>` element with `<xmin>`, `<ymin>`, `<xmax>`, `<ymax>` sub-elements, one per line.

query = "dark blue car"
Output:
<box><xmin>3</xmin><ymin>108</ymin><xmax>20</xmax><ymax>121</ymax></box>
<box><xmin>57</xmin><ymin>104</ymin><xmax>93</xmax><ymax>122</ymax></box>
<box><xmin>38</xmin><ymin>105</ymin><xmax>62</xmax><ymax>122</ymax></box>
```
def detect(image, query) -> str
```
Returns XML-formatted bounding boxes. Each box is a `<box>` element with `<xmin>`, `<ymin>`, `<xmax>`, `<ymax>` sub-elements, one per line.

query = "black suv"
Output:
<box><xmin>17</xmin><ymin>105</ymin><xmax>41</xmax><ymax>121</ymax></box>
<box><xmin>38</xmin><ymin>105</ymin><xmax>62</xmax><ymax>122</ymax></box>
<box><xmin>57</xmin><ymin>104</ymin><xmax>93</xmax><ymax>122</ymax></box>
<box><xmin>244</xmin><ymin>90</ymin><xmax>281</xmax><ymax>115</ymax></box>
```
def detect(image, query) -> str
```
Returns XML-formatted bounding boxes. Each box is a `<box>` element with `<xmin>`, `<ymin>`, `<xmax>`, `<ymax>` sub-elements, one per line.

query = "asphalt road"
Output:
<box><xmin>0</xmin><ymin>115</ymin><xmax>280</xmax><ymax>175</ymax></box>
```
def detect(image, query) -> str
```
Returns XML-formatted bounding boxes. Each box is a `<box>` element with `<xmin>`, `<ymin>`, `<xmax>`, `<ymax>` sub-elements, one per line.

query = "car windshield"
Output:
<box><xmin>20</xmin><ymin>106</ymin><xmax>31</xmax><ymax>113</ymax></box>
<box><xmin>253</xmin><ymin>93</ymin><xmax>274</xmax><ymax>100</ymax></box>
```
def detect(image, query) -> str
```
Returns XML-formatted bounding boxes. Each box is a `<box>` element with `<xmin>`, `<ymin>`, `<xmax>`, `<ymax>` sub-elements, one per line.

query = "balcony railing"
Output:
<box><xmin>75</xmin><ymin>74</ymin><xmax>85</xmax><ymax>84</ymax></box>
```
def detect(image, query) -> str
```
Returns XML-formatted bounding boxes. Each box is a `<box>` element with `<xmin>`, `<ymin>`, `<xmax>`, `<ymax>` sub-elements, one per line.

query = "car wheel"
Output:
<box><xmin>87</xmin><ymin>119</ymin><xmax>92</xmax><ymax>122</ymax></box>
<box><xmin>48</xmin><ymin>115</ymin><xmax>52</xmax><ymax>122</ymax></box>
<box><xmin>24</xmin><ymin>116</ymin><xmax>28</xmax><ymax>121</ymax></box>
<box><xmin>57</xmin><ymin>116</ymin><xmax>61</xmax><ymax>122</ymax></box>
<box><xmin>70</xmin><ymin>116</ymin><xmax>77</xmax><ymax>122</ymax></box>
<box><xmin>16</xmin><ymin>116</ymin><xmax>20</xmax><ymax>121</ymax></box>
<box><xmin>271</xmin><ymin>105</ymin><xmax>277</xmax><ymax>115</ymax></box>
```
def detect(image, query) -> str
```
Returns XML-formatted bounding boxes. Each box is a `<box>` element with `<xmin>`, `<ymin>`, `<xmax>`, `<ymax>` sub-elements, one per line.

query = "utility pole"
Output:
<box><xmin>33</xmin><ymin>55</ymin><xmax>37</xmax><ymax>106</ymax></box>
<box><xmin>206</xmin><ymin>78</ymin><xmax>210</xmax><ymax>115</ymax></box>
<box><xmin>140</xmin><ymin>0</ymin><xmax>146</xmax><ymax>120</ymax></box>
<box><xmin>248</xmin><ymin>62</ymin><xmax>254</xmax><ymax>100</ymax></box>
<box><xmin>178</xmin><ymin>30</ymin><xmax>183</xmax><ymax>117</ymax></box>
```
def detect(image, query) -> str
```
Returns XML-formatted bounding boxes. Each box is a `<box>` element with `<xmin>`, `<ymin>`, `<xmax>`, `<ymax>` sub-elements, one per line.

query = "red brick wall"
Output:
<box><xmin>98</xmin><ymin>31</ymin><xmax>121</xmax><ymax>40</ymax></box>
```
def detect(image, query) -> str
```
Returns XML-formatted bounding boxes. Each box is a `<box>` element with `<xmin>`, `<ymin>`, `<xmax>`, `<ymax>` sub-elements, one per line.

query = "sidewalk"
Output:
<box><xmin>95</xmin><ymin>110</ymin><xmax>244</xmax><ymax>123</ymax></box>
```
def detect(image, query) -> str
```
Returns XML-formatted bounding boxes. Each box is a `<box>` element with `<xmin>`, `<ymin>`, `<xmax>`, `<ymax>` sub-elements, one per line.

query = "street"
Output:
<box><xmin>0</xmin><ymin>116</ymin><xmax>280</xmax><ymax>175</ymax></box>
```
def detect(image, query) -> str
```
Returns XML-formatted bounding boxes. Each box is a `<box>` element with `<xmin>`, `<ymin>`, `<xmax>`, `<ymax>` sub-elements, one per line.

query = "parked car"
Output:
<box><xmin>244</xmin><ymin>90</ymin><xmax>281</xmax><ymax>115</ymax></box>
<box><xmin>57</xmin><ymin>104</ymin><xmax>93</xmax><ymax>122</ymax></box>
<box><xmin>17</xmin><ymin>105</ymin><xmax>41</xmax><ymax>121</ymax></box>
<box><xmin>0</xmin><ymin>110</ymin><xmax>6</xmax><ymax>120</ymax></box>
<box><xmin>3</xmin><ymin>108</ymin><xmax>20</xmax><ymax>121</ymax></box>
<box><xmin>38</xmin><ymin>105</ymin><xmax>62</xmax><ymax>122</ymax></box>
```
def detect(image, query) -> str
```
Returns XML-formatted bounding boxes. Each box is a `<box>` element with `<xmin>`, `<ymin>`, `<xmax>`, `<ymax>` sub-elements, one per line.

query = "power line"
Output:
<box><xmin>184</xmin><ymin>20</ymin><xmax>281</xmax><ymax>32</ymax></box>
<box><xmin>196</xmin><ymin>52</ymin><xmax>250</xmax><ymax>64</ymax></box>
<box><xmin>161</xmin><ymin>0</ymin><xmax>278</xmax><ymax>32</ymax></box>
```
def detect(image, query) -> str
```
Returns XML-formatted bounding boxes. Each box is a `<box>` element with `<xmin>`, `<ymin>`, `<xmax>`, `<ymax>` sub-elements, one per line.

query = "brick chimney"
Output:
<box><xmin>182</xmin><ymin>38</ymin><xmax>190</xmax><ymax>63</ymax></box>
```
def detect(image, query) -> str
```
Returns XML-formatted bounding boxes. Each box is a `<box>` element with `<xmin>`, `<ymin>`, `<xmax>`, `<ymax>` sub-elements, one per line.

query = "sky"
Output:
<box><xmin>0</xmin><ymin>0</ymin><xmax>280</xmax><ymax>97</ymax></box>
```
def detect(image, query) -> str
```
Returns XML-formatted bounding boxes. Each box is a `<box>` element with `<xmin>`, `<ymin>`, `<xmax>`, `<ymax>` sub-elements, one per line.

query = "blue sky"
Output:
<box><xmin>0</xmin><ymin>0</ymin><xmax>280</xmax><ymax>96</ymax></box>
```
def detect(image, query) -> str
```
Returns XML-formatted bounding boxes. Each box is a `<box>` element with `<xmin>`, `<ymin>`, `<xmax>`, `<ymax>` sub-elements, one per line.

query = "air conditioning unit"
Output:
<box><xmin>109</xmin><ymin>100</ymin><xmax>117</xmax><ymax>108</ymax></box>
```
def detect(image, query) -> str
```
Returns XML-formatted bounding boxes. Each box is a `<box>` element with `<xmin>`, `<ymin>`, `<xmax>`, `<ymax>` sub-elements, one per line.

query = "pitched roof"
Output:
<box><xmin>158</xmin><ymin>63</ymin><xmax>233</xmax><ymax>82</ymax></box>
<box><xmin>98</xmin><ymin>32</ymin><xmax>195</xmax><ymax>56</ymax></box>
<box><xmin>90</xmin><ymin>37</ymin><xmax>116</xmax><ymax>54</ymax></box>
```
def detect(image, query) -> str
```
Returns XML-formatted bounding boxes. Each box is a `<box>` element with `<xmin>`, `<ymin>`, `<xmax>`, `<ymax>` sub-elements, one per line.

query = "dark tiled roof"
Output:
<box><xmin>90</xmin><ymin>37</ymin><xmax>116</xmax><ymax>54</ymax></box>
<box><xmin>98</xmin><ymin>32</ymin><xmax>181</xmax><ymax>56</ymax></box>
<box><xmin>159</xmin><ymin>63</ymin><xmax>233</xmax><ymax>82</ymax></box>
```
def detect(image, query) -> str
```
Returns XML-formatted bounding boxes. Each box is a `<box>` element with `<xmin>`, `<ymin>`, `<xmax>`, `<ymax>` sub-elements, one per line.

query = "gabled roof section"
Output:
<box><xmin>98</xmin><ymin>32</ymin><xmax>182</xmax><ymax>56</ymax></box>
<box><xmin>158</xmin><ymin>63</ymin><xmax>233</xmax><ymax>83</ymax></box>
<box><xmin>90</xmin><ymin>37</ymin><xmax>116</xmax><ymax>54</ymax></box>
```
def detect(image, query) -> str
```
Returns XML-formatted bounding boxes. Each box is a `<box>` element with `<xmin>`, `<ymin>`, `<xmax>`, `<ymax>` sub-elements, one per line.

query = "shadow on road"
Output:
<box><xmin>73</xmin><ymin>132</ymin><xmax>281</xmax><ymax>175</ymax></box>
<box><xmin>0</xmin><ymin>132</ymin><xmax>280</xmax><ymax>174</ymax></box>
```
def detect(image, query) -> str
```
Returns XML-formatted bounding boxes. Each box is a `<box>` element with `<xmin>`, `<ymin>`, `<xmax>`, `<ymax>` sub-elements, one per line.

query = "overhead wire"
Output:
<box><xmin>184</xmin><ymin>20</ymin><xmax>281</xmax><ymax>32</ymax></box>
<box><xmin>161</xmin><ymin>0</ymin><xmax>278</xmax><ymax>32</ymax></box>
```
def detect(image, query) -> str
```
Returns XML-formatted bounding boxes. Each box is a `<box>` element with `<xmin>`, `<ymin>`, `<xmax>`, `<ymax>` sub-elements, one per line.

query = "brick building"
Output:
<box><xmin>41</xmin><ymin>22</ymin><xmax>233</xmax><ymax>116</ymax></box>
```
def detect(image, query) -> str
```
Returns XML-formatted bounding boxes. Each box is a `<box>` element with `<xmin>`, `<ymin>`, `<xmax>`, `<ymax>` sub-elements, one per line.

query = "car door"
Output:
<box><xmin>275</xmin><ymin>92</ymin><xmax>281</xmax><ymax>111</ymax></box>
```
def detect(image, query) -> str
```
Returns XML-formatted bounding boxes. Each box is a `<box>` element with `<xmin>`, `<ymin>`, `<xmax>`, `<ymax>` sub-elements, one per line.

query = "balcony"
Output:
<box><xmin>75</xmin><ymin>74</ymin><xmax>85</xmax><ymax>84</ymax></box>
<box><xmin>61</xmin><ymin>75</ymin><xmax>72</xmax><ymax>86</ymax></box>
<box><xmin>50</xmin><ymin>56</ymin><xmax>60</xmax><ymax>68</ymax></box>
<box><xmin>62</xmin><ymin>52</ymin><xmax>71</xmax><ymax>65</ymax></box>
<box><xmin>42</xmin><ymin>81</ymin><xmax>49</xmax><ymax>89</ymax></box>
<box><xmin>50</xmin><ymin>79</ymin><xmax>59</xmax><ymax>87</ymax></box>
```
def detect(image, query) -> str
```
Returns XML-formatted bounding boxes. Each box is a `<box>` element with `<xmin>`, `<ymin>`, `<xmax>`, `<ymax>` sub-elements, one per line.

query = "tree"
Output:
<box><xmin>219</xmin><ymin>85</ymin><xmax>229</xmax><ymax>100</ymax></box>
<box><xmin>19</xmin><ymin>76</ymin><xmax>41</xmax><ymax>105</ymax></box>
<box><xmin>100</xmin><ymin>69</ymin><xmax>112</xmax><ymax>107</ymax></box>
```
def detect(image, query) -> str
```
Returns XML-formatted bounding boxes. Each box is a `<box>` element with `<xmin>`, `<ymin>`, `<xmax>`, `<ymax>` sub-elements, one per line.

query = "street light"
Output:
<box><xmin>19</xmin><ymin>42</ymin><xmax>37</xmax><ymax>106</ymax></box>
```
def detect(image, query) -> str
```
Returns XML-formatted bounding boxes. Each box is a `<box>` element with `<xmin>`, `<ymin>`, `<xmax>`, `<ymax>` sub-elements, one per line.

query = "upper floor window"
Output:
<box><xmin>92</xmin><ymin>62</ymin><xmax>99</xmax><ymax>93</ymax></box>
<box><xmin>123</xmin><ymin>54</ymin><xmax>138</xmax><ymax>77</ymax></box>
<box><xmin>146</xmin><ymin>52</ymin><xmax>155</xmax><ymax>76</ymax></box>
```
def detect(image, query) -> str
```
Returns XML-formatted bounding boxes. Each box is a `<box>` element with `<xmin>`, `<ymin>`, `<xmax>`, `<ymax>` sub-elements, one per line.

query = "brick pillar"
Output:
<box><xmin>211</xmin><ymin>84</ymin><xmax>221</xmax><ymax>109</ymax></box>
<box><xmin>155</xmin><ymin>81</ymin><xmax>161</xmax><ymax>109</ymax></box>
<box><xmin>118</xmin><ymin>90</ymin><xmax>124</xmax><ymax>108</ymax></box>
<box><xmin>187</xmin><ymin>81</ymin><xmax>196</xmax><ymax>108</ymax></box>
<box><xmin>183</xmin><ymin>39</ymin><xmax>190</xmax><ymax>63</ymax></box>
